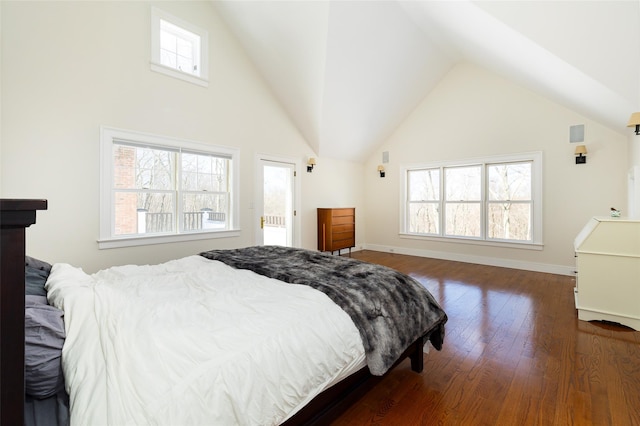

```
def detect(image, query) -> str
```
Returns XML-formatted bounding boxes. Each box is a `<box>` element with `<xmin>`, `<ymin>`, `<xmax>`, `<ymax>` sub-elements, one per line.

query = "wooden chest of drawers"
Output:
<box><xmin>317</xmin><ymin>208</ymin><xmax>355</xmax><ymax>255</ymax></box>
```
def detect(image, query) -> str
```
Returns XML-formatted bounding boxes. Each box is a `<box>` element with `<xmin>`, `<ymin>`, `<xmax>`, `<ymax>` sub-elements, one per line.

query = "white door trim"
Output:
<box><xmin>254</xmin><ymin>153</ymin><xmax>302</xmax><ymax>247</ymax></box>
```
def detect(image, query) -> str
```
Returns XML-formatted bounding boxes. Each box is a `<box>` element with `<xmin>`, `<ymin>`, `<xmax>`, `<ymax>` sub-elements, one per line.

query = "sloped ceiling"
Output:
<box><xmin>213</xmin><ymin>0</ymin><xmax>640</xmax><ymax>163</ymax></box>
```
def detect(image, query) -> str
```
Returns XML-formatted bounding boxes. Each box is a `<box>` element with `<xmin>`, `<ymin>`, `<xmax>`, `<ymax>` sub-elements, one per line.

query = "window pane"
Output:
<box><xmin>114</xmin><ymin>192</ymin><xmax>175</xmax><ymax>235</ymax></box>
<box><xmin>182</xmin><ymin>193</ymin><xmax>228</xmax><ymax>231</ymax></box>
<box><xmin>160</xmin><ymin>31</ymin><xmax>177</xmax><ymax>53</ymax></box>
<box><xmin>488</xmin><ymin>162</ymin><xmax>531</xmax><ymax>201</ymax></box>
<box><xmin>445</xmin><ymin>202</ymin><xmax>481</xmax><ymax>237</ymax></box>
<box><xmin>445</xmin><ymin>166</ymin><xmax>481</xmax><ymax>201</ymax></box>
<box><xmin>182</xmin><ymin>154</ymin><xmax>227</xmax><ymax>192</ymax></box>
<box><xmin>488</xmin><ymin>202</ymin><xmax>531</xmax><ymax>240</ymax></box>
<box><xmin>176</xmin><ymin>38</ymin><xmax>193</xmax><ymax>59</ymax></box>
<box><xmin>160</xmin><ymin>49</ymin><xmax>177</xmax><ymax>68</ymax></box>
<box><xmin>113</xmin><ymin>145</ymin><xmax>136</xmax><ymax>189</ymax></box>
<box><xmin>408</xmin><ymin>169</ymin><xmax>439</xmax><ymax>201</ymax></box>
<box><xmin>177</xmin><ymin>55</ymin><xmax>194</xmax><ymax>73</ymax></box>
<box><xmin>409</xmin><ymin>203</ymin><xmax>439</xmax><ymax>234</ymax></box>
<box><xmin>159</xmin><ymin>19</ymin><xmax>200</xmax><ymax>77</ymax></box>
<box><xmin>264</xmin><ymin>165</ymin><xmax>288</xmax><ymax>218</ymax></box>
<box><xmin>113</xmin><ymin>145</ymin><xmax>174</xmax><ymax>190</ymax></box>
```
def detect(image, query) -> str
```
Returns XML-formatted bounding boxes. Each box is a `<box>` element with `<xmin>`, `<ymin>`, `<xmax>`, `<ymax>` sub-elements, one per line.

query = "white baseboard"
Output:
<box><xmin>362</xmin><ymin>243</ymin><xmax>576</xmax><ymax>276</ymax></box>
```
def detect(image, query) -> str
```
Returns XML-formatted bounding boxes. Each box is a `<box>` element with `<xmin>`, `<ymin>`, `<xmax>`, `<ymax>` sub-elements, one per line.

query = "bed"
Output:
<box><xmin>2</xmin><ymin>200</ymin><xmax>448</xmax><ymax>425</ymax></box>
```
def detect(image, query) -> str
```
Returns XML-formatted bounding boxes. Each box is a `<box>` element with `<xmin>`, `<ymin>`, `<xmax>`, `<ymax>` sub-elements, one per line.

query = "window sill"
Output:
<box><xmin>98</xmin><ymin>229</ymin><xmax>240</xmax><ymax>249</ymax></box>
<box><xmin>150</xmin><ymin>62</ymin><xmax>209</xmax><ymax>87</ymax></box>
<box><xmin>399</xmin><ymin>232</ymin><xmax>543</xmax><ymax>251</ymax></box>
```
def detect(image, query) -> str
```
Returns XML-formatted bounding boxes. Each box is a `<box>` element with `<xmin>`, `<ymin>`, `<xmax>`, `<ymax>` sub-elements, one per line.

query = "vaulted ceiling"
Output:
<box><xmin>213</xmin><ymin>0</ymin><xmax>640</xmax><ymax>163</ymax></box>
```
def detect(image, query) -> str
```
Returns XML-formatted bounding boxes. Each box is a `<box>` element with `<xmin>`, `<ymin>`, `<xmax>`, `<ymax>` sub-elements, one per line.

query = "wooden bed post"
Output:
<box><xmin>0</xmin><ymin>199</ymin><xmax>47</xmax><ymax>426</ymax></box>
<box><xmin>410</xmin><ymin>338</ymin><xmax>425</xmax><ymax>373</ymax></box>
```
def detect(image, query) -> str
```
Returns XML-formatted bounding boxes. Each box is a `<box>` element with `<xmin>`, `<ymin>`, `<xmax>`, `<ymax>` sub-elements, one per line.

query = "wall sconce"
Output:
<box><xmin>627</xmin><ymin>112</ymin><xmax>640</xmax><ymax>135</ymax></box>
<box><xmin>377</xmin><ymin>165</ymin><xmax>385</xmax><ymax>177</ymax></box>
<box><xmin>306</xmin><ymin>157</ymin><xmax>316</xmax><ymax>173</ymax></box>
<box><xmin>574</xmin><ymin>145</ymin><xmax>587</xmax><ymax>164</ymax></box>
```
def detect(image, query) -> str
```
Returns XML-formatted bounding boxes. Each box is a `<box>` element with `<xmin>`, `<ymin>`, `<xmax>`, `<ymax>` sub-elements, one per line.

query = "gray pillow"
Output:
<box><xmin>25</xmin><ymin>256</ymin><xmax>52</xmax><ymax>273</ymax></box>
<box><xmin>25</xmin><ymin>296</ymin><xmax>65</xmax><ymax>399</ymax></box>
<box><xmin>26</xmin><ymin>267</ymin><xmax>49</xmax><ymax>296</ymax></box>
<box><xmin>25</xmin><ymin>256</ymin><xmax>52</xmax><ymax>296</ymax></box>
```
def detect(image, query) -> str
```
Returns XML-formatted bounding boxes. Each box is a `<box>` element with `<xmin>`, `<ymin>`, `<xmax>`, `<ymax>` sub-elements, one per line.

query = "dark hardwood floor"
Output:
<box><xmin>332</xmin><ymin>250</ymin><xmax>640</xmax><ymax>426</ymax></box>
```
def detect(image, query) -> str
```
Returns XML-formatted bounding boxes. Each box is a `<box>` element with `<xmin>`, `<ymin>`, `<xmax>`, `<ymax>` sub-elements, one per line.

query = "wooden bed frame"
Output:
<box><xmin>0</xmin><ymin>199</ymin><xmax>48</xmax><ymax>426</ymax></box>
<box><xmin>283</xmin><ymin>335</ymin><xmax>426</xmax><ymax>424</ymax></box>
<box><xmin>0</xmin><ymin>198</ymin><xmax>427</xmax><ymax>425</ymax></box>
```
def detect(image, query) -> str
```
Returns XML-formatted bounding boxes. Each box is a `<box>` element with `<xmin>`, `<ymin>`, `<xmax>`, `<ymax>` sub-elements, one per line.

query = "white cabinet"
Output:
<box><xmin>574</xmin><ymin>217</ymin><xmax>640</xmax><ymax>330</ymax></box>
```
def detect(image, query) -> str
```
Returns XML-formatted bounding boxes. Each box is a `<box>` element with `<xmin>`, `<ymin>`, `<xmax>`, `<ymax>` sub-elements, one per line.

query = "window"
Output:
<box><xmin>160</xmin><ymin>20</ymin><xmax>200</xmax><ymax>75</ymax></box>
<box><xmin>407</xmin><ymin>168</ymin><xmax>440</xmax><ymax>234</ymax></box>
<box><xmin>487</xmin><ymin>162</ymin><xmax>533</xmax><ymax>241</ymax></box>
<box><xmin>445</xmin><ymin>165</ymin><xmax>482</xmax><ymax>238</ymax></box>
<box><xmin>100</xmin><ymin>127</ymin><xmax>239</xmax><ymax>249</ymax></box>
<box><xmin>402</xmin><ymin>152</ymin><xmax>542</xmax><ymax>248</ymax></box>
<box><xmin>151</xmin><ymin>7</ymin><xmax>208</xmax><ymax>87</ymax></box>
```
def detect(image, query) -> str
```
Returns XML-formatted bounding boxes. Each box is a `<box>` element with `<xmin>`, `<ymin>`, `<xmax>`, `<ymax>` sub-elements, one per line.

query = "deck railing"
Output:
<box><xmin>138</xmin><ymin>211</ymin><xmax>227</xmax><ymax>233</ymax></box>
<box><xmin>137</xmin><ymin>211</ymin><xmax>282</xmax><ymax>233</ymax></box>
<box><xmin>264</xmin><ymin>215</ymin><xmax>285</xmax><ymax>227</ymax></box>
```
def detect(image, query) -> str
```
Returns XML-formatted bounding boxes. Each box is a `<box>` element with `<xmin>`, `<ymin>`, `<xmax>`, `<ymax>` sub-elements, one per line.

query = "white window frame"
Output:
<box><xmin>150</xmin><ymin>7</ymin><xmax>209</xmax><ymax>87</ymax></box>
<box><xmin>99</xmin><ymin>126</ymin><xmax>239</xmax><ymax>249</ymax></box>
<box><xmin>400</xmin><ymin>151</ymin><xmax>543</xmax><ymax>250</ymax></box>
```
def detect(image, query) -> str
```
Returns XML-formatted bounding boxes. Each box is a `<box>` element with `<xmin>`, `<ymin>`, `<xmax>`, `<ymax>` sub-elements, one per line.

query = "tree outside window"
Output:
<box><xmin>403</xmin><ymin>154</ymin><xmax>540</xmax><ymax>245</ymax></box>
<box><xmin>113</xmin><ymin>144</ymin><xmax>230</xmax><ymax>236</ymax></box>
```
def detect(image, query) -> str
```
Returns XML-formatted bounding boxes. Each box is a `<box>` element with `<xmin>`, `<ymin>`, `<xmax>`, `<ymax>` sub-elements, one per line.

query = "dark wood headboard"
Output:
<box><xmin>0</xmin><ymin>199</ymin><xmax>47</xmax><ymax>425</ymax></box>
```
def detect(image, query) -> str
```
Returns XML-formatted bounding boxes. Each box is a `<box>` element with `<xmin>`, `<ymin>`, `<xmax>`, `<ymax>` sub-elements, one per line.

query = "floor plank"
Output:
<box><xmin>330</xmin><ymin>251</ymin><xmax>640</xmax><ymax>426</ymax></box>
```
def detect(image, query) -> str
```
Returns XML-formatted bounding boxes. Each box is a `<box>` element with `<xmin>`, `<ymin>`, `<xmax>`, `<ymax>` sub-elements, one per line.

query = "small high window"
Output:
<box><xmin>160</xmin><ymin>19</ymin><xmax>200</xmax><ymax>76</ymax></box>
<box><xmin>151</xmin><ymin>7</ymin><xmax>208</xmax><ymax>87</ymax></box>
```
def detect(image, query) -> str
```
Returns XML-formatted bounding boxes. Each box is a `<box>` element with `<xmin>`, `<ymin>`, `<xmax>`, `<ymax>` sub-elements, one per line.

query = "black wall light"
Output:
<box><xmin>574</xmin><ymin>145</ymin><xmax>587</xmax><ymax>164</ymax></box>
<box><xmin>306</xmin><ymin>157</ymin><xmax>316</xmax><ymax>172</ymax></box>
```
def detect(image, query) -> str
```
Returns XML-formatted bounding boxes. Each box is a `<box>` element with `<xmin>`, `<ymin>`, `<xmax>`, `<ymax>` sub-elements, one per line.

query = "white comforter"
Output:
<box><xmin>46</xmin><ymin>255</ymin><xmax>365</xmax><ymax>426</ymax></box>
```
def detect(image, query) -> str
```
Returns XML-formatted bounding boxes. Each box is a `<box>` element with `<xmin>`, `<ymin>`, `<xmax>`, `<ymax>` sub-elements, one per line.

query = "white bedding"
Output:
<box><xmin>46</xmin><ymin>255</ymin><xmax>366</xmax><ymax>426</ymax></box>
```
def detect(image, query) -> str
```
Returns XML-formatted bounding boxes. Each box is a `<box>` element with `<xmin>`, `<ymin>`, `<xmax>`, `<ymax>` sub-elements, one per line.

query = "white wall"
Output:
<box><xmin>299</xmin><ymin>156</ymin><xmax>365</xmax><ymax>251</ymax></box>
<box><xmin>0</xmin><ymin>2</ymin><xmax>3</xmax><ymax>180</ymax></box>
<box><xmin>364</xmin><ymin>63</ymin><xmax>629</xmax><ymax>274</ymax></box>
<box><xmin>0</xmin><ymin>1</ymin><xmax>361</xmax><ymax>272</ymax></box>
<box><xmin>2</xmin><ymin>3</ymin><xmax>630</xmax><ymax>275</ymax></box>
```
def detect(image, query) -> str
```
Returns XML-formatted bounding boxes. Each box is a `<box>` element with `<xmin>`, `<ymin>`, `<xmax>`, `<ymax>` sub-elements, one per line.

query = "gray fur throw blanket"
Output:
<box><xmin>200</xmin><ymin>246</ymin><xmax>447</xmax><ymax>376</ymax></box>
